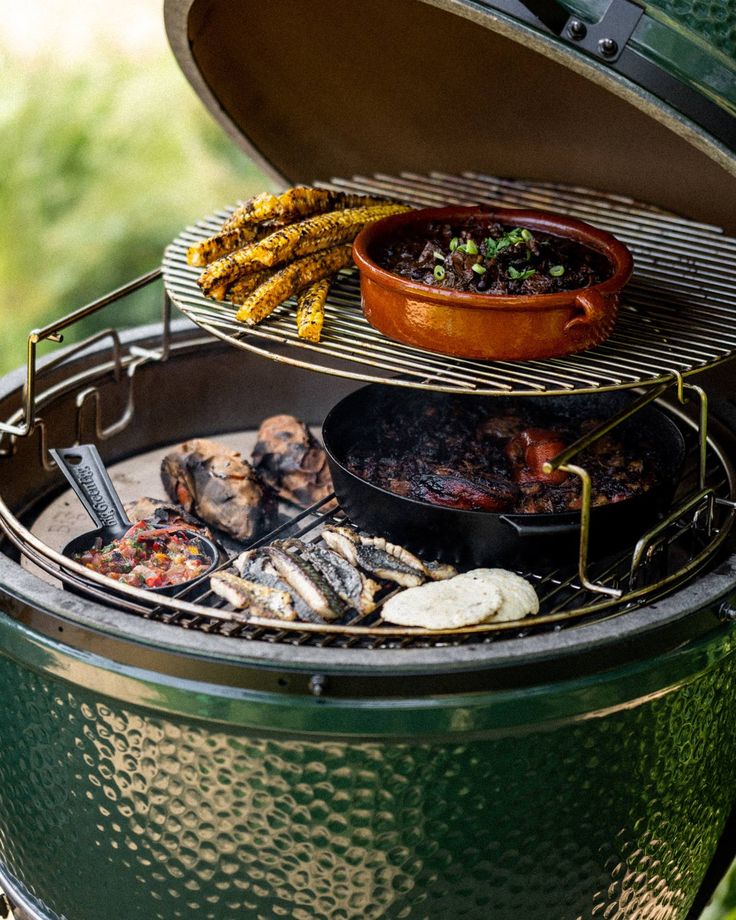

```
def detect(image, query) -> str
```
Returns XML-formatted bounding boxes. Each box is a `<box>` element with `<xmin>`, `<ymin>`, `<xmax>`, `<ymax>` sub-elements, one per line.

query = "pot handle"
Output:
<box><xmin>564</xmin><ymin>289</ymin><xmax>608</xmax><ymax>331</ymax></box>
<box><xmin>49</xmin><ymin>444</ymin><xmax>131</xmax><ymax>532</ymax></box>
<box><xmin>500</xmin><ymin>515</ymin><xmax>577</xmax><ymax>540</ymax></box>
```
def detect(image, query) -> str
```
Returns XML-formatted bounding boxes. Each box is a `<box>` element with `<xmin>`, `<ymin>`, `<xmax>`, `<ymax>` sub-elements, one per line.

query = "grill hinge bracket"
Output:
<box><xmin>562</xmin><ymin>0</ymin><xmax>644</xmax><ymax>63</ymax></box>
<box><xmin>482</xmin><ymin>0</ymin><xmax>644</xmax><ymax>64</ymax></box>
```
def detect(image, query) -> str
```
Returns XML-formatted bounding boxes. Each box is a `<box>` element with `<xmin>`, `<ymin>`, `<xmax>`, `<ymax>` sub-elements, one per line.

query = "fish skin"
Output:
<box><xmin>210</xmin><ymin>571</ymin><xmax>297</xmax><ymax>620</ymax></box>
<box><xmin>234</xmin><ymin>549</ymin><xmax>324</xmax><ymax>623</ymax></box>
<box><xmin>265</xmin><ymin>547</ymin><xmax>347</xmax><ymax>621</ymax></box>
<box><xmin>280</xmin><ymin>539</ymin><xmax>379</xmax><ymax>614</ymax></box>
<box><xmin>320</xmin><ymin>526</ymin><xmax>425</xmax><ymax>587</ymax></box>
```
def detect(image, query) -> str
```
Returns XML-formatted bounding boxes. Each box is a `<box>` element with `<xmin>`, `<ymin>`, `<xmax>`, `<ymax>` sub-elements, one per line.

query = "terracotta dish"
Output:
<box><xmin>352</xmin><ymin>206</ymin><xmax>634</xmax><ymax>360</ymax></box>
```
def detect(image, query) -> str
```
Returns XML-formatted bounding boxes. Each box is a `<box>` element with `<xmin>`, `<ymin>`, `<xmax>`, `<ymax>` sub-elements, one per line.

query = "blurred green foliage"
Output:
<box><xmin>703</xmin><ymin>861</ymin><xmax>736</xmax><ymax>920</ymax></box>
<box><xmin>0</xmin><ymin>51</ymin><xmax>268</xmax><ymax>376</ymax></box>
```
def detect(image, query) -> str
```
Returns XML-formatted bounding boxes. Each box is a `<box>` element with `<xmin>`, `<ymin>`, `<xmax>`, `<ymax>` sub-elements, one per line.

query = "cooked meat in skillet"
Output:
<box><xmin>343</xmin><ymin>393</ymin><xmax>657</xmax><ymax>514</ymax></box>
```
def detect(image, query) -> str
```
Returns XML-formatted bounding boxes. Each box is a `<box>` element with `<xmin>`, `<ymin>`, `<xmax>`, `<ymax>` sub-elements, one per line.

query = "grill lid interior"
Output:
<box><xmin>165</xmin><ymin>0</ymin><xmax>736</xmax><ymax>232</ymax></box>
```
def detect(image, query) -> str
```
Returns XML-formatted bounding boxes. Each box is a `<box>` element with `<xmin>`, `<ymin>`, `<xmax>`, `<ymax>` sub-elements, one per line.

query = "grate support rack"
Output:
<box><xmin>162</xmin><ymin>173</ymin><xmax>736</xmax><ymax>397</ymax></box>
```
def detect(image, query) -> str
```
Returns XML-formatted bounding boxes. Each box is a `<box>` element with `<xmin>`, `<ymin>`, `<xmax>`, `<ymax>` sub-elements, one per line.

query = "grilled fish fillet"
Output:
<box><xmin>279</xmin><ymin>539</ymin><xmax>380</xmax><ymax>614</ymax></box>
<box><xmin>265</xmin><ymin>546</ymin><xmax>347</xmax><ymax>621</ymax></box>
<box><xmin>235</xmin><ymin>550</ymin><xmax>324</xmax><ymax>623</ymax></box>
<box><xmin>210</xmin><ymin>571</ymin><xmax>297</xmax><ymax>620</ymax></box>
<box><xmin>235</xmin><ymin>245</ymin><xmax>353</xmax><ymax>326</ymax></box>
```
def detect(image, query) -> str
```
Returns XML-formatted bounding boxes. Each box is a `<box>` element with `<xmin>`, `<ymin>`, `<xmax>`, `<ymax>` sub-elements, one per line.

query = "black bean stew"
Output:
<box><xmin>374</xmin><ymin>218</ymin><xmax>612</xmax><ymax>295</ymax></box>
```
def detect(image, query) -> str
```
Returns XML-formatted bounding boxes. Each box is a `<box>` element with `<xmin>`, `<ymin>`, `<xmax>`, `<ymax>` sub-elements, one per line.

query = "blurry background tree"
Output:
<box><xmin>0</xmin><ymin>2</ymin><xmax>735</xmax><ymax>917</ymax></box>
<box><xmin>0</xmin><ymin>0</ymin><xmax>267</xmax><ymax>376</ymax></box>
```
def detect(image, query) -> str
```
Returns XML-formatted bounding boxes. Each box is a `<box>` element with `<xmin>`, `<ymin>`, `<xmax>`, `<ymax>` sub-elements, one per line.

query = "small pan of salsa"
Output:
<box><xmin>50</xmin><ymin>444</ymin><xmax>219</xmax><ymax>596</ymax></box>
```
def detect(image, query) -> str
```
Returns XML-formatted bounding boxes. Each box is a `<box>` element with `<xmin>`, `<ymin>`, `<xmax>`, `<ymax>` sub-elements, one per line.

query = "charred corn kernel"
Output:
<box><xmin>226</xmin><ymin>269</ymin><xmax>273</xmax><ymax>304</ymax></box>
<box><xmin>187</xmin><ymin>223</ymin><xmax>266</xmax><ymax>267</ymax></box>
<box><xmin>245</xmin><ymin>204</ymin><xmax>409</xmax><ymax>269</ymax></box>
<box><xmin>197</xmin><ymin>240</ymin><xmax>262</xmax><ymax>296</ymax></box>
<box><xmin>221</xmin><ymin>186</ymin><xmax>395</xmax><ymax>233</ymax></box>
<box><xmin>199</xmin><ymin>203</ymin><xmax>408</xmax><ymax>296</ymax></box>
<box><xmin>236</xmin><ymin>245</ymin><xmax>353</xmax><ymax>326</ymax></box>
<box><xmin>296</xmin><ymin>277</ymin><xmax>331</xmax><ymax>343</ymax></box>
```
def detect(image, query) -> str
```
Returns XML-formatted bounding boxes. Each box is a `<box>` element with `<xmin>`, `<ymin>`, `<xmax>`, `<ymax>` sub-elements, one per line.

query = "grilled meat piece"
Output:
<box><xmin>124</xmin><ymin>497</ymin><xmax>214</xmax><ymax>540</ymax></box>
<box><xmin>161</xmin><ymin>439</ymin><xmax>274</xmax><ymax>543</ymax></box>
<box><xmin>279</xmin><ymin>539</ymin><xmax>380</xmax><ymax>614</ymax></box>
<box><xmin>414</xmin><ymin>471</ymin><xmax>517</xmax><ymax>511</ymax></box>
<box><xmin>505</xmin><ymin>428</ymin><xmax>569</xmax><ymax>484</ymax></box>
<box><xmin>210</xmin><ymin>571</ymin><xmax>297</xmax><ymax>620</ymax></box>
<box><xmin>252</xmin><ymin>415</ymin><xmax>333</xmax><ymax>508</ymax></box>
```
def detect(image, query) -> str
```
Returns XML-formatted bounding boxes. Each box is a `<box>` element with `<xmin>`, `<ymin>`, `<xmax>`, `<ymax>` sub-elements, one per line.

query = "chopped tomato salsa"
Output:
<box><xmin>74</xmin><ymin>520</ymin><xmax>210</xmax><ymax>589</ymax></box>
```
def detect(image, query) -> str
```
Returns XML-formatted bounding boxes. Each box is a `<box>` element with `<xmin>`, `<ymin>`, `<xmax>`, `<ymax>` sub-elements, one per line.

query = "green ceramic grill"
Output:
<box><xmin>0</xmin><ymin>1</ymin><xmax>735</xmax><ymax>918</ymax></box>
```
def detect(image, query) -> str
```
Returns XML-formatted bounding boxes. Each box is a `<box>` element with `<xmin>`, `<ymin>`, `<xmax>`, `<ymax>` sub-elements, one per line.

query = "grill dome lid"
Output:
<box><xmin>165</xmin><ymin>0</ymin><xmax>736</xmax><ymax>231</ymax></box>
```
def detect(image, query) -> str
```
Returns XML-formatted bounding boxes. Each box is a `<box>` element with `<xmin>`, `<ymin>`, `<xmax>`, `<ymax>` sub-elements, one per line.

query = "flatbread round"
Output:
<box><xmin>381</xmin><ymin>571</ymin><xmax>502</xmax><ymax>629</ymax></box>
<box><xmin>468</xmin><ymin>568</ymin><xmax>540</xmax><ymax>622</ymax></box>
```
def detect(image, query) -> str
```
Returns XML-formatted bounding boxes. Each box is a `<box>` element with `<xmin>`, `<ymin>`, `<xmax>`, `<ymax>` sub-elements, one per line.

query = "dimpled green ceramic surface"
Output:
<box><xmin>0</xmin><ymin>610</ymin><xmax>734</xmax><ymax>920</ymax></box>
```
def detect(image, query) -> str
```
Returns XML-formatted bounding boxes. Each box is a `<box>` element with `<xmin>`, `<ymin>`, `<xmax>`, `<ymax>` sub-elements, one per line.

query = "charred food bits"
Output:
<box><xmin>161</xmin><ymin>439</ymin><xmax>275</xmax><ymax>542</ymax></box>
<box><xmin>252</xmin><ymin>415</ymin><xmax>333</xmax><ymax>508</ymax></box>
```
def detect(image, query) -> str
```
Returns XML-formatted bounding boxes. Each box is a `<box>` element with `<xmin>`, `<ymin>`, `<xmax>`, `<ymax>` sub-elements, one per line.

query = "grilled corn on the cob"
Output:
<box><xmin>236</xmin><ymin>245</ymin><xmax>352</xmax><ymax>326</ymax></box>
<box><xmin>222</xmin><ymin>187</ymin><xmax>393</xmax><ymax>232</ymax></box>
<box><xmin>198</xmin><ymin>203</ymin><xmax>407</xmax><ymax>297</ymax></box>
<box><xmin>226</xmin><ymin>270</ymin><xmax>273</xmax><ymax>305</ymax></box>
<box><xmin>296</xmin><ymin>278</ymin><xmax>332</xmax><ymax>343</ymax></box>
<box><xmin>187</xmin><ymin>223</ymin><xmax>270</xmax><ymax>268</ymax></box>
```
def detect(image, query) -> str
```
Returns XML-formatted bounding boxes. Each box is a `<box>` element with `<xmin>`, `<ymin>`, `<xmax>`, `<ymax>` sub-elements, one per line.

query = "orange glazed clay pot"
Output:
<box><xmin>352</xmin><ymin>206</ymin><xmax>634</xmax><ymax>361</ymax></box>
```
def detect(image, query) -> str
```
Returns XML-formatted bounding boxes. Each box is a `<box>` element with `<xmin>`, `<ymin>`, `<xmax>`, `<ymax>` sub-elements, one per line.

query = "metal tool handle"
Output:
<box><xmin>49</xmin><ymin>444</ymin><xmax>131</xmax><ymax>532</ymax></box>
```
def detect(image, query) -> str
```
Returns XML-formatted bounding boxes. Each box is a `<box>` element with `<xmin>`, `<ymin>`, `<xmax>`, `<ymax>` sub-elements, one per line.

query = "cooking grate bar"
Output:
<box><xmin>164</xmin><ymin>172</ymin><xmax>736</xmax><ymax>397</ymax></box>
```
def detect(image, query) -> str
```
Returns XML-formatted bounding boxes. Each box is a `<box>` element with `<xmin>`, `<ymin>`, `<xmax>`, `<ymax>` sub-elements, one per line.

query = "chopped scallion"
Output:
<box><xmin>549</xmin><ymin>264</ymin><xmax>565</xmax><ymax>277</ymax></box>
<box><xmin>449</xmin><ymin>237</ymin><xmax>459</xmax><ymax>252</ymax></box>
<box><xmin>465</xmin><ymin>239</ymin><xmax>478</xmax><ymax>255</ymax></box>
<box><xmin>472</xmin><ymin>263</ymin><xmax>487</xmax><ymax>275</ymax></box>
<box><xmin>508</xmin><ymin>266</ymin><xmax>536</xmax><ymax>281</ymax></box>
<box><xmin>520</xmin><ymin>228</ymin><xmax>534</xmax><ymax>242</ymax></box>
<box><xmin>433</xmin><ymin>265</ymin><xmax>446</xmax><ymax>281</ymax></box>
<box><xmin>433</xmin><ymin>250</ymin><xmax>444</xmax><ymax>261</ymax></box>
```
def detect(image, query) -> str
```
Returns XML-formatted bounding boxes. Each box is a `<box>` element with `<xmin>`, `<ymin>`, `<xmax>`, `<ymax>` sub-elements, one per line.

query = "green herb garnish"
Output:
<box><xmin>449</xmin><ymin>237</ymin><xmax>459</xmax><ymax>252</ymax></box>
<box><xmin>484</xmin><ymin>238</ymin><xmax>497</xmax><ymax>258</ymax></box>
<box><xmin>549</xmin><ymin>265</ymin><xmax>565</xmax><ymax>277</ymax></box>
<box><xmin>433</xmin><ymin>265</ymin><xmax>446</xmax><ymax>281</ymax></box>
<box><xmin>520</xmin><ymin>228</ymin><xmax>534</xmax><ymax>242</ymax></box>
<box><xmin>508</xmin><ymin>266</ymin><xmax>536</xmax><ymax>281</ymax></box>
<box><xmin>433</xmin><ymin>250</ymin><xmax>444</xmax><ymax>261</ymax></box>
<box><xmin>464</xmin><ymin>239</ymin><xmax>478</xmax><ymax>255</ymax></box>
<box><xmin>472</xmin><ymin>263</ymin><xmax>487</xmax><ymax>275</ymax></box>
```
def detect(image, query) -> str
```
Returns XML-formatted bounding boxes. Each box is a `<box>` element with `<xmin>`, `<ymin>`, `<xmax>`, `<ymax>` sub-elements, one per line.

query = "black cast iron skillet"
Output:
<box><xmin>50</xmin><ymin>444</ymin><xmax>219</xmax><ymax>596</ymax></box>
<box><xmin>322</xmin><ymin>386</ymin><xmax>687</xmax><ymax>568</ymax></box>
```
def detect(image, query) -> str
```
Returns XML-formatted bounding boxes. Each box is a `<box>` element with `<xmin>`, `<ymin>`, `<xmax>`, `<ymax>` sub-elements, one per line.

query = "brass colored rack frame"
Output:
<box><xmin>0</xmin><ymin>176</ymin><xmax>735</xmax><ymax>647</ymax></box>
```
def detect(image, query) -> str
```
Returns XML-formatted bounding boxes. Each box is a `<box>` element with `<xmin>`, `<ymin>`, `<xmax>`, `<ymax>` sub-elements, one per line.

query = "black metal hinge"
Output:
<box><xmin>480</xmin><ymin>0</ymin><xmax>644</xmax><ymax>64</ymax></box>
<box><xmin>562</xmin><ymin>0</ymin><xmax>644</xmax><ymax>63</ymax></box>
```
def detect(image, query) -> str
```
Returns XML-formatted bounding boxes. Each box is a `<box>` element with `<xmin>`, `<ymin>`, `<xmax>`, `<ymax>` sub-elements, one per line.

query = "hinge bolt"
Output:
<box><xmin>598</xmin><ymin>37</ymin><xmax>619</xmax><ymax>57</ymax></box>
<box><xmin>718</xmin><ymin>602</ymin><xmax>736</xmax><ymax>622</ymax></box>
<box><xmin>309</xmin><ymin>674</ymin><xmax>328</xmax><ymax>696</ymax></box>
<box><xmin>567</xmin><ymin>19</ymin><xmax>587</xmax><ymax>40</ymax></box>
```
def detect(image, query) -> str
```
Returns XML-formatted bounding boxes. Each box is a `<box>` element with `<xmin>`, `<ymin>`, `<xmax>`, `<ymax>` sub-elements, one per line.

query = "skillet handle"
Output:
<box><xmin>564</xmin><ymin>289</ymin><xmax>609</xmax><ymax>331</ymax></box>
<box><xmin>500</xmin><ymin>515</ymin><xmax>578</xmax><ymax>541</ymax></box>
<box><xmin>49</xmin><ymin>444</ymin><xmax>131</xmax><ymax>533</ymax></box>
